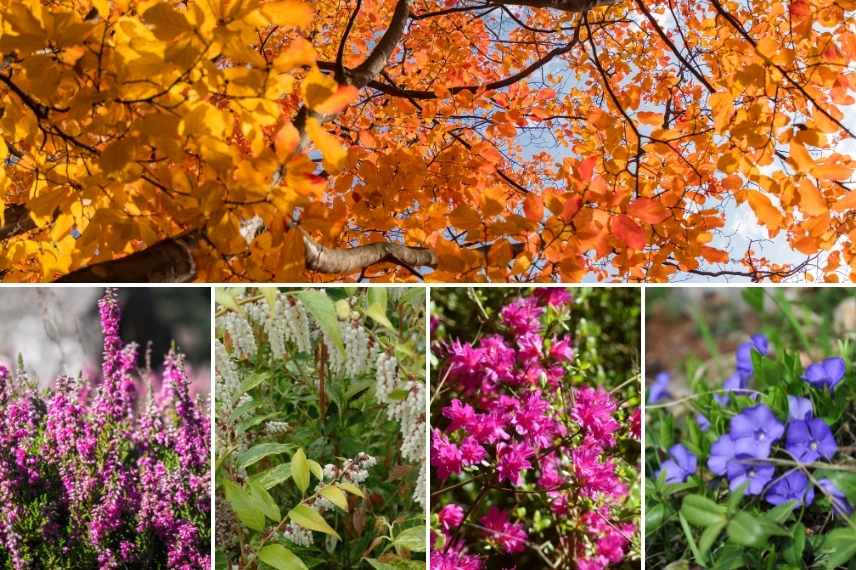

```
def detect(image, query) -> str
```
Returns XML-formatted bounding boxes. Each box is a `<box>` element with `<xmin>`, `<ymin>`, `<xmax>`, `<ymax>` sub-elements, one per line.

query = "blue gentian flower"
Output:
<box><xmin>648</xmin><ymin>371</ymin><xmax>671</xmax><ymax>404</ymax></box>
<box><xmin>708</xmin><ymin>433</ymin><xmax>737</xmax><ymax>475</ymax></box>
<box><xmin>730</xmin><ymin>404</ymin><xmax>784</xmax><ymax>458</ymax></box>
<box><xmin>787</xmin><ymin>395</ymin><xmax>813</xmax><ymax>421</ymax></box>
<box><xmin>765</xmin><ymin>470</ymin><xmax>814</xmax><ymax>507</ymax></box>
<box><xmin>802</xmin><ymin>357</ymin><xmax>846</xmax><ymax>391</ymax></box>
<box><xmin>657</xmin><ymin>443</ymin><xmax>697</xmax><ymax>484</ymax></box>
<box><xmin>817</xmin><ymin>479</ymin><xmax>854</xmax><ymax>517</ymax></box>
<box><xmin>714</xmin><ymin>372</ymin><xmax>745</xmax><ymax>406</ymax></box>
<box><xmin>736</xmin><ymin>334</ymin><xmax>770</xmax><ymax>380</ymax></box>
<box><xmin>726</xmin><ymin>457</ymin><xmax>775</xmax><ymax>494</ymax></box>
<box><xmin>785</xmin><ymin>416</ymin><xmax>837</xmax><ymax>463</ymax></box>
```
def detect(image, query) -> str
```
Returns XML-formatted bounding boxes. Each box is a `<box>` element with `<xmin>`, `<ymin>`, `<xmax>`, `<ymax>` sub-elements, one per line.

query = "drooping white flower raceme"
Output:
<box><xmin>217</xmin><ymin>312</ymin><xmax>257</xmax><ymax>359</ymax></box>
<box><xmin>342</xmin><ymin>319</ymin><xmax>373</xmax><ymax>377</ymax></box>
<box><xmin>375</xmin><ymin>351</ymin><xmax>426</xmax><ymax>508</ymax></box>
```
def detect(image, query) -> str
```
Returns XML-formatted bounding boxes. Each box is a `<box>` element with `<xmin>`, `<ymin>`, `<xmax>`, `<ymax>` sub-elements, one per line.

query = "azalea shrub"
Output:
<box><xmin>430</xmin><ymin>287</ymin><xmax>641</xmax><ymax>569</ymax></box>
<box><xmin>646</xmin><ymin>288</ymin><xmax>856</xmax><ymax>569</ymax></box>
<box><xmin>214</xmin><ymin>287</ymin><xmax>426</xmax><ymax>570</ymax></box>
<box><xmin>0</xmin><ymin>288</ymin><xmax>211</xmax><ymax>569</ymax></box>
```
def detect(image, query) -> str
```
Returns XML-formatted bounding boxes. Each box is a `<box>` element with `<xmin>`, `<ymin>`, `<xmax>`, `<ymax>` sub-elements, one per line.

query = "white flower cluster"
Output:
<box><xmin>375</xmin><ymin>352</ymin><xmax>426</xmax><ymax>508</ymax></box>
<box><xmin>246</xmin><ymin>294</ymin><xmax>313</xmax><ymax>358</ymax></box>
<box><xmin>323</xmin><ymin>332</ymin><xmax>345</xmax><ymax>376</ymax></box>
<box><xmin>281</xmin><ymin>522</ymin><xmax>314</xmax><ymax>547</ymax></box>
<box><xmin>342</xmin><ymin>320</ymin><xmax>372</xmax><ymax>377</ymax></box>
<box><xmin>217</xmin><ymin>312</ymin><xmax>257</xmax><ymax>359</ymax></box>
<box><xmin>215</xmin><ymin>339</ymin><xmax>239</xmax><ymax>411</ymax></box>
<box><xmin>264</xmin><ymin>420</ymin><xmax>290</xmax><ymax>435</ymax></box>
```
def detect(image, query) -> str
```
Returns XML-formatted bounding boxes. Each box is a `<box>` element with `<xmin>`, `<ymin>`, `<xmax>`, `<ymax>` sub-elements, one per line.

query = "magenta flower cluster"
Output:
<box><xmin>431</xmin><ymin>290</ymin><xmax>638</xmax><ymax>570</ymax></box>
<box><xmin>0</xmin><ymin>289</ymin><xmax>210</xmax><ymax>569</ymax></box>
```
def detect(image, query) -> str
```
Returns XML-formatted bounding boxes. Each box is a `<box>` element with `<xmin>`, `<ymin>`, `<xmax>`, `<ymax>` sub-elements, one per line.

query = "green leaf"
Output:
<box><xmin>816</xmin><ymin>527</ymin><xmax>856</xmax><ymax>569</ymax></box>
<box><xmin>308</xmin><ymin>459</ymin><xmax>323</xmax><ymax>480</ymax></box>
<box><xmin>680</xmin><ymin>494</ymin><xmax>727</xmax><ymax>528</ymax></box>
<box><xmin>645</xmin><ymin>503</ymin><xmax>666</xmax><ymax>535</ymax></box>
<box><xmin>783</xmin><ymin>522</ymin><xmax>805</xmax><ymax>565</ymax></box>
<box><xmin>240</xmin><ymin>371</ymin><xmax>271</xmax><ymax>393</ymax></box>
<box><xmin>726</xmin><ymin>511</ymin><xmax>789</xmax><ymax>548</ymax></box>
<box><xmin>726</xmin><ymin>482</ymin><xmax>748</xmax><ymax>514</ymax></box>
<box><xmin>742</xmin><ymin>288</ymin><xmax>764</xmax><ymax>313</ymax></box>
<box><xmin>393</xmin><ymin>525</ymin><xmax>426</xmax><ymax>553</ymax></box>
<box><xmin>223</xmin><ymin>479</ymin><xmax>265</xmax><ymax>531</ymax></box>
<box><xmin>253</xmin><ymin>463</ymin><xmax>292</xmax><ymax>490</ymax></box>
<box><xmin>238</xmin><ymin>443</ymin><xmax>293</xmax><ymax>470</ymax></box>
<box><xmin>764</xmin><ymin>500</ymin><xmax>797</xmax><ymax>524</ymax></box>
<box><xmin>365</xmin><ymin>288</ymin><xmax>395</xmax><ymax>330</ymax></box>
<box><xmin>257</xmin><ymin>544</ymin><xmax>308</xmax><ymax>570</ymax></box>
<box><xmin>319</xmin><ymin>485</ymin><xmax>349</xmax><ymax>511</ymax></box>
<box><xmin>365</xmin><ymin>559</ymin><xmax>424</xmax><ymax>570</ymax></box>
<box><xmin>387</xmin><ymin>389</ymin><xmax>410</xmax><ymax>401</ymax></box>
<box><xmin>249</xmin><ymin>481</ymin><xmax>281</xmax><ymax>522</ymax></box>
<box><xmin>292</xmin><ymin>448</ymin><xmax>310</xmax><ymax>494</ymax></box>
<box><xmin>334</xmin><ymin>299</ymin><xmax>351</xmax><ymax>320</ymax></box>
<box><xmin>678</xmin><ymin>512</ymin><xmax>706</xmax><ymax>566</ymax></box>
<box><xmin>699</xmin><ymin>521</ymin><xmax>726</xmax><ymax>557</ymax></box>
<box><xmin>338</xmin><ymin>482</ymin><xmax>365</xmax><ymax>498</ymax></box>
<box><xmin>401</xmin><ymin>288</ymin><xmax>425</xmax><ymax>309</ymax></box>
<box><xmin>295</xmin><ymin>290</ymin><xmax>344</xmax><ymax>355</ymax></box>
<box><xmin>710</xmin><ymin>543</ymin><xmax>745</xmax><ymax>570</ymax></box>
<box><xmin>261</xmin><ymin>288</ymin><xmax>280</xmax><ymax>314</ymax></box>
<box><xmin>288</xmin><ymin>504</ymin><xmax>341</xmax><ymax>540</ymax></box>
<box><xmin>216</xmin><ymin>289</ymin><xmax>244</xmax><ymax>315</ymax></box>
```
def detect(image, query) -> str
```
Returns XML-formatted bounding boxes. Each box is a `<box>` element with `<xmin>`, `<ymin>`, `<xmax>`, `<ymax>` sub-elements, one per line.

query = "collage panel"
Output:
<box><xmin>214</xmin><ymin>287</ymin><xmax>427</xmax><ymax>570</ymax></box>
<box><xmin>645</xmin><ymin>287</ymin><xmax>856</xmax><ymax>568</ymax></box>
<box><xmin>429</xmin><ymin>287</ymin><xmax>641</xmax><ymax>569</ymax></box>
<box><xmin>0</xmin><ymin>287</ymin><xmax>211</xmax><ymax>568</ymax></box>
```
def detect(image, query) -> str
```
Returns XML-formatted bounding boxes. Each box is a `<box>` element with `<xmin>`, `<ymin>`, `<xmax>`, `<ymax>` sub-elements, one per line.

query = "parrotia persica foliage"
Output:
<box><xmin>0</xmin><ymin>0</ymin><xmax>853</xmax><ymax>282</ymax></box>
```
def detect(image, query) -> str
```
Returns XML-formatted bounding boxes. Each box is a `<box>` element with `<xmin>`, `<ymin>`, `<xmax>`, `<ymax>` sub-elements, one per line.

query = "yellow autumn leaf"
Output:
<box><xmin>831</xmin><ymin>191</ymin><xmax>856</xmax><ymax>212</ymax></box>
<box><xmin>99</xmin><ymin>138</ymin><xmax>134</xmax><ymax>173</ymax></box>
<box><xmin>798</xmin><ymin>178</ymin><xmax>827</xmax><ymax>216</ymax></box>
<box><xmin>305</xmin><ymin>117</ymin><xmax>347</xmax><ymax>172</ymax></box>
<box><xmin>261</xmin><ymin>1</ymin><xmax>313</xmax><ymax>29</ymax></box>
<box><xmin>789</xmin><ymin>140</ymin><xmax>815</xmax><ymax>174</ymax></box>
<box><xmin>273</xmin><ymin>38</ymin><xmax>316</xmax><ymax>72</ymax></box>
<box><xmin>300</xmin><ymin>67</ymin><xmax>337</xmax><ymax>111</ymax></box>
<box><xmin>275</xmin><ymin>122</ymin><xmax>300</xmax><ymax>160</ymax></box>
<box><xmin>813</xmin><ymin>160</ymin><xmax>852</xmax><ymax>181</ymax></box>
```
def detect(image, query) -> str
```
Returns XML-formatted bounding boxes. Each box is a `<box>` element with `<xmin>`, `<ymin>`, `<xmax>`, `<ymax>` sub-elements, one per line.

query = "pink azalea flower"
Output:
<box><xmin>480</xmin><ymin>507</ymin><xmax>527</xmax><ymax>554</ymax></box>
<box><xmin>438</xmin><ymin>504</ymin><xmax>465</xmax><ymax>531</ymax></box>
<box><xmin>496</xmin><ymin>441</ymin><xmax>534</xmax><ymax>486</ymax></box>
<box><xmin>549</xmin><ymin>336</ymin><xmax>574</xmax><ymax>362</ymax></box>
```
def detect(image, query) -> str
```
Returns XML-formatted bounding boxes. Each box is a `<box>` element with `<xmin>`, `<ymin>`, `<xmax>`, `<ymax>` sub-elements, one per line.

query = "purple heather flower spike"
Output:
<box><xmin>802</xmin><ymin>357</ymin><xmax>846</xmax><ymax>392</ymax></box>
<box><xmin>766</xmin><ymin>470</ymin><xmax>814</xmax><ymax>507</ymax></box>
<box><xmin>708</xmin><ymin>434</ymin><xmax>736</xmax><ymax>475</ymax></box>
<box><xmin>648</xmin><ymin>372</ymin><xmax>671</xmax><ymax>404</ymax></box>
<box><xmin>726</xmin><ymin>457</ymin><xmax>775</xmax><ymax>495</ymax></box>
<box><xmin>729</xmin><ymin>404</ymin><xmax>784</xmax><ymax>458</ymax></box>
<box><xmin>817</xmin><ymin>479</ymin><xmax>854</xmax><ymax>517</ymax></box>
<box><xmin>787</xmin><ymin>395</ymin><xmax>813</xmax><ymax>421</ymax></box>
<box><xmin>657</xmin><ymin>444</ymin><xmax>697</xmax><ymax>484</ymax></box>
<box><xmin>785</xmin><ymin>416</ymin><xmax>837</xmax><ymax>463</ymax></box>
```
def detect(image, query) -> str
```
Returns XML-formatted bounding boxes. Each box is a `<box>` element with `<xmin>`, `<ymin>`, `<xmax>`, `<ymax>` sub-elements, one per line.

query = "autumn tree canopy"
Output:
<box><xmin>0</xmin><ymin>0</ymin><xmax>853</xmax><ymax>282</ymax></box>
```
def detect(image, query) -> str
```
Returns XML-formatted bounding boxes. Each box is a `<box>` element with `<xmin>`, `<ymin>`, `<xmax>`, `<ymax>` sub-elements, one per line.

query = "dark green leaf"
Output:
<box><xmin>680</xmin><ymin>494</ymin><xmax>727</xmax><ymax>528</ymax></box>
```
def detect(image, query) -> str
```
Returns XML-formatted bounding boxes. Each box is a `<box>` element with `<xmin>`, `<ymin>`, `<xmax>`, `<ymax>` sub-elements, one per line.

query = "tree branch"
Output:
<box><xmin>350</xmin><ymin>0</ymin><xmax>413</xmax><ymax>88</ymax></box>
<box><xmin>634</xmin><ymin>0</ymin><xmax>715</xmax><ymax>93</ymax></box>
<box><xmin>301</xmin><ymin>229</ymin><xmax>437</xmax><ymax>276</ymax></box>
<box><xmin>335</xmin><ymin>0</ymin><xmax>363</xmax><ymax>84</ymax></box>
<box><xmin>492</xmin><ymin>0</ymin><xmax>618</xmax><ymax>12</ymax></box>
<box><xmin>319</xmin><ymin>37</ymin><xmax>579</xmax><ymax>100</ymax></box>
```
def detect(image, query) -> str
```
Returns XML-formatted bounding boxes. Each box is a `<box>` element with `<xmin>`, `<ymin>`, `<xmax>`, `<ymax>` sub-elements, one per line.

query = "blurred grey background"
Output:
<box><xmin>0</xmin><ymin>287</ymin><xmax>211</xmax><ymax>393</ymax></box>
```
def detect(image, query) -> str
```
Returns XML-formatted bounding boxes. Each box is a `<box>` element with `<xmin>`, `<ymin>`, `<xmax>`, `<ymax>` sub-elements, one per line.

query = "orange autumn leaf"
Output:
<box><xmin>610</xmin><ymin>215</ymin><xmax>646</xmax><ymax>250</ymax></box>
<box><xmin>798</xmin><ymin>178</ymin><xmax>827</xmax><ymax>216</ymax></box>
<box><xmin>746</xmin><ymin>191</ymin><xmax>784</xmax><ymax>235</ymax></box>
<box><xmin>628</xmin><ymin>197</ymin><xmax>669</xmax><ymax>224</ymax></box>
<box><xmin>831</xmin><ymin>191</ymin><xmax>856</xmax><ymax>212</ymax></box>
<box><xmin>523</xmin><ymin>194</ymin><xmax>544</xmax><ymax>222</ymax></box>
<box><xmin>789</xmin><ymin>140</ymin><xmax>816</xmax><ymax>174</ymax></box>
<box><xmin>275</xmin><ymin>122</ymin><xmax>300</xmax><ymax>160</ymax></box>
<box><xmin>577</xmin><ymin>156</ymin><xmax>597</xmax><ymax>183</ymax></box>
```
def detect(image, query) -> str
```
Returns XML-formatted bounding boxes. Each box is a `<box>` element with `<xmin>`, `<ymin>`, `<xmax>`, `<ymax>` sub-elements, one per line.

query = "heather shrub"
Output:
<box><xmin>0</xmin><ymin>289</ymin><xmax>211</xmax><ymax>569</ymax></box>
<box><xmin>430</xmin><ymin>287</ymin><xmax>642</xmax><ymax>569</ymax></box>
<box><xmin>214</xmin><ymin>287</ymin><xmax>426</xmax><ymax>570</ymax></box>
<box><xmin>646</xmin><ymin>288</ymin><xmax>856</xmax><ymax>569</ymax></box>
